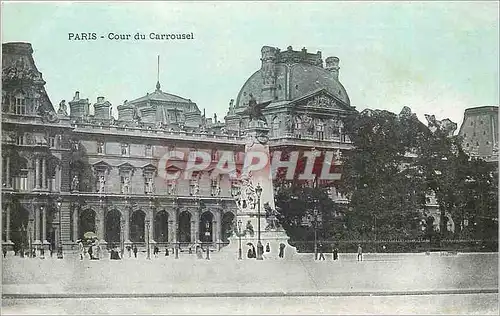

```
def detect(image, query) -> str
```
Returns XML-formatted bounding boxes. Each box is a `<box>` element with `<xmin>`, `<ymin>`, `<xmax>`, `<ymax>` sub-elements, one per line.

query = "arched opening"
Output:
<box><xmin>221</xmin><ymin>212</ymin><xmax>235</xmax><ymax>242</ymax></box>
<box><xmin>199</xmin><ymin>211</ymin><xmax>214</xmax><ymax>242</ymax></box>
<box><xmin>271</xmin><ymin>116</ymin><xmax>280</xmax><ymax>138</ymax></box>
<box><xmin>79</xmin><ymin>209</ymin><xmax>96</xmax><ymax>239</ymax></box>
<box><xmin>154</xmin><ymin>210</ymin><xmax>169</xmax><ymax>243</ymax></box>
<box><xmin>178</xmin><ymin>211</ymin><xmax>191</xmax><ymax>244</ymax></box>
<box><xmin>105</xmin><ymin>209</ymin><xmax>121</xmax><ymax>245</ymax></box>
<box><xmin>130</xmin><ymin>210</ymin><xmax>145</xmax><ymax>243</ymax></box>
<box><xmin>9</xmin><ymin>204</ymin><xmax>29</xmax><ymax>252</ymax></box>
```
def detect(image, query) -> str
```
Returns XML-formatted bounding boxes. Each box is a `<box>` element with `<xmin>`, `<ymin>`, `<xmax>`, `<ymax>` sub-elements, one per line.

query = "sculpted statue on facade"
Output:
<box><xmin>71</xmin><ymin>175</ymin><xmax>80</xmax><ymax>191</ymax></box>
<box><xmin>122</xmin><ymin>177</ymin><xmax>130</xmax><ymax>194</ymax></box>
<box><xmin>98</xmin><ymin>175</ymin><xmax>106</xmax><ymax>193</ymax></box>
<box><xmin>57</xmin><ymin>100</ymin><xmax>68</xmax><ymax>116</ymax></box>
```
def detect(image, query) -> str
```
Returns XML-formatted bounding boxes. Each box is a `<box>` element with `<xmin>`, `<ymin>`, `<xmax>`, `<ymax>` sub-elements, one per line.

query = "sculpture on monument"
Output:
<box><xmin>240</xmin><ymin>93</ymin><xmax>271</xmax><ymax>125</ymax></box>
<box><xmin>264</xmin><ymin>202</ymin><xmax>281</xmax><ymax>231</ymax></box>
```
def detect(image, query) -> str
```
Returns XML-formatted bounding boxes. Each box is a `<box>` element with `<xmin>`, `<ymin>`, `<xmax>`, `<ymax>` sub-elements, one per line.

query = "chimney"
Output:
<box><xmin>94</xmin><ymin>96</ymin><xmax>111</xmax><ymax>120</ymax></box>
<box><xmin>260</xmin><ymin>46</ymin><xmax>277</xmax><ymax>102</ymax></box>
<box><xmin>69</xmin><ymin>91</ymin><xmax>89</xmax><ymax>119</ymax></box>
<box><xmin>325</xmin><ymin>57</ymin><xmax>340</xmax><ymax>80</ymax></box>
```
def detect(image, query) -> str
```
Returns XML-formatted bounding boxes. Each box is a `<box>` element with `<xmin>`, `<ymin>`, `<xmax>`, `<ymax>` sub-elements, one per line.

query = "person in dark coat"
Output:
<box><xmin>279</xmin><ymin>243</ymin><xmax>285</xmax><ymax>258</ymax></box>
<box><xmin>88</xmin><ymin>244</ymin><xmax>93</xmax><ymax>259</ymax></box>
<box><xmin>165</xmin><ymin>247</ymin><xmax>169</xmax><ymax>257</ymax></box>
<box><xmin>3</xmin><ymin>247</ymin><xmax>7</xmax><ymax>258</ymax></box>
<box><xmin>265</xmin><ymin>243</ymin><xmax>270</xmax><ymax>253</ymax></box>
<box><xmin>318</xmin><ymin>242</ymin><xmax>326</xmax><ymax>260</ymax></box>
<box><xmin>153</xmin><ymin>246</ymin><xmax>159</xmax><ymax>258</ymax></box>
<box><xmin>257</xmin><ymin>241</ymin><xmax>264</xmax><ymax>259</ymax></box>
<box><xmin>333</xmin><ymin>247</ymin><xmax>339</xmax><ymax>261</ymax></box>
<box><xmin>133</xmin><ymin>245</ymin><xmax>138</xmax><ymax>258</ymax></box>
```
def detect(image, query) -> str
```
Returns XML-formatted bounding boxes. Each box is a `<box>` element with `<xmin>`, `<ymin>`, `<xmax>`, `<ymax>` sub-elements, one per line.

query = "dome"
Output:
<box><xmin>234</xmin><ymin>46</ymin><xmax>350</xmax><ymax>110</ymax></box>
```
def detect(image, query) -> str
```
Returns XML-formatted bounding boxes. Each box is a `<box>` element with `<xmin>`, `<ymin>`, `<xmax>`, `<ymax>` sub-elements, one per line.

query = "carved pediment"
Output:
<box><xmin>293</xmin><ymin>89</ymin><xmax>351</xmax><ymax>111</ymax></box>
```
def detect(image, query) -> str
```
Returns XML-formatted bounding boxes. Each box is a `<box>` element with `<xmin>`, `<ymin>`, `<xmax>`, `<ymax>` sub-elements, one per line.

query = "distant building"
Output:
<box><xmin>2</xmin><ymin>43</ymin><xmax>354</xmax><ymax>253</ymax></box>
<box><xmin>458</xmin><ymin>106</ymin><xmax>498</xmax><ymax>162</ymax></box>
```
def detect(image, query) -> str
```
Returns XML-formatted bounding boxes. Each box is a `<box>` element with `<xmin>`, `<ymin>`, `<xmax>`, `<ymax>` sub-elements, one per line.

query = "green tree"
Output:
<box><xmin>339</xmin><ymin>108</ymin><xmax>429</xmax><ymax>240</ymax></box>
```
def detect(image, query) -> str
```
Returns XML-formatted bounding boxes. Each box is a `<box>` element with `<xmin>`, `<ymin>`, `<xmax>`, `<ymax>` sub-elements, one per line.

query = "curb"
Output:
<box><xmin>3</xmin><ymin>288</ymin><xmax>498</xmax><ymax>299</ymax></box>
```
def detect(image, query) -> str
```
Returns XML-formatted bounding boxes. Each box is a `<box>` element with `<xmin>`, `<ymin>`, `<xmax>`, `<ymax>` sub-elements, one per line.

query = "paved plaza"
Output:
<box><xmin>2</xmin><ymin>251</ymin><xmax>498</xmax><ymax>314</ymax></box>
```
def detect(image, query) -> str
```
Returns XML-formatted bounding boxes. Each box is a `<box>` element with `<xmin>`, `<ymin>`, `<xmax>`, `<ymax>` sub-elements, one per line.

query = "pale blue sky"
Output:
<box><xmin>2</xmin><ymin>1</ymin><xmax>499</xmax><ymax>126</ymax></box>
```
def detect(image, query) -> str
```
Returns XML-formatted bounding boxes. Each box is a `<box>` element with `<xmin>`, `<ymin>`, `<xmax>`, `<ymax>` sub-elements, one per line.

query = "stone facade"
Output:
<box><xmin>458</xmin><ymin>106</ymin><xmax>498</xmax><ymax>162</ymax></box>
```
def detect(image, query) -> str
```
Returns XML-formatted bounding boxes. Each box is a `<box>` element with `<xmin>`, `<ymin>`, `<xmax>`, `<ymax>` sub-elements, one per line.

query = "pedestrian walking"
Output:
<box><xmin>3</xmin><ymin>247</ymin><xmax>7</xmax><ymax>258</ymax></box>
<box><xmin>257</xmin><ymin>241</ymin><xmax>264</xmax><ymax>259</ymax></box>
<box><xmin>78</xmin><ymin>240</ymin><xmax>84</xmax><ymax>260</ymax></box>
<box><xmin>357</xmin><ymin>244</ymin><xmax>363</xmax><ymax>261</ymax></box>
<box><xmin>278</xmin><ymin>243</ymin><xmax>285</xmax><ymax>258</ymax></box>
<box><xmin>133</xmin><ymin>245</ymin><xmax>138</xmax><ymax>258</ymax></box>
<box><xmin>88</xmin><ymin>244</ymin><xmax>93</xmax><ymax>259</ymax></box>
<box><xmin>333</xmin><ymin>247</ymin><xmax>339</xmax><ymax>261</ymax></box>
<box><xmin>154</xmin><ymin>246</ymin><xmax>159</xmax><ymax>258</ymax></box>
<box><xmin>49</xmin><ymin>244</ymin><xmax>53</xmax><ymax>258</ymax></box>
<box><xmin>265</xmin><ymin>242</ymin><xmax>270</xmax><ymax>253</ymax></box>
<box><xmin>165</xmin><ymin>247</ymin><xmax>169</xmax><ymax>257</ymax></box>
<box><xmin>318</xmin><ymin>242</ymin><xmax>326</xmax><ymax>260</ymax></box>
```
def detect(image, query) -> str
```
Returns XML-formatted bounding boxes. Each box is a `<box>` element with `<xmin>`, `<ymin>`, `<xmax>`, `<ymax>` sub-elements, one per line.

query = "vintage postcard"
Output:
<box><xmin>1</xmin><ymin>1</ymin><xmax>498</xmax><ymax>315</ymax></box>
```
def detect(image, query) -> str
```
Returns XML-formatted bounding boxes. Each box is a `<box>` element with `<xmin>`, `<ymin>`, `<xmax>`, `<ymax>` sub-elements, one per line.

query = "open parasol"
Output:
<box><xmin>83</xmin><ymin>231</ymin><xmax>97</xmax><ymax>239</ymax></box>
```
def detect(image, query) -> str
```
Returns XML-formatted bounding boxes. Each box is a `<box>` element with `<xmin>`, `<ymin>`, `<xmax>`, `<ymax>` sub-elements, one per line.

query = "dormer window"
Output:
<box><xmin>14</xmin><ymin>93</ymin><xmax>26</xmax><ymax>115</ymax></box>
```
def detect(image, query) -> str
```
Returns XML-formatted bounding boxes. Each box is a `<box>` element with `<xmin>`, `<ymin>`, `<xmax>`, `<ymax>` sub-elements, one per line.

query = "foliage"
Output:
<box><xmin>339</xmin><ymin>109</ymin><xmax>429</xmax><ymax>240</ymax></box>
<box><xmin>274</xmin><ymin>183</ymin><xmax>344</xmax><ymax>243</ymax></box>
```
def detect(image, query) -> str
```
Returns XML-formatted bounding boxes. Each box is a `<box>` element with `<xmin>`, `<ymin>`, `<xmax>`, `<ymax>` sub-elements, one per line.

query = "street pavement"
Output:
<box><xmin>2</xmin><ymin>251</ymin><xmax>498</xmax><ymax>314</ymax></box>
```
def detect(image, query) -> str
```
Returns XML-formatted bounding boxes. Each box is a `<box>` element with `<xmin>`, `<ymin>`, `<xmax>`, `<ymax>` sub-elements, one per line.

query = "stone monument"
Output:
<box><xmin>219</xmin><ymin>99</ymin><xmax>297</xmax><ymax>260</ymax></box>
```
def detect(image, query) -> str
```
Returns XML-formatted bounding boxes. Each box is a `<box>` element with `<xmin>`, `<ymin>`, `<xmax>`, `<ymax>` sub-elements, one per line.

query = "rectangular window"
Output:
<box><xmin>145</xmin><ymin>145</ymin><xmax>153</xmax><ymax>157</ymax></box>
<box><xmin>189</xmin><ymin>178</ymin><xmax>198</xmax><ymax>196</ymax></box>
<box><xmin>19</xmin><ymin>171</ymin><xmax>28</xmax><ymax>191</ymax></box>
<box><xmin>49</xmin><ymin>136</ymin><xmax>56</xmax><ymax>148</ymax></box>
<box><xmin>16</xmin><ymin>135</ymin><xmax>24</xmax><ymax>145</ymax></box>
<box><xmin>211</xmin><ymin>177</ymin><xmax>220</xmax><ymax>196</ymax></box>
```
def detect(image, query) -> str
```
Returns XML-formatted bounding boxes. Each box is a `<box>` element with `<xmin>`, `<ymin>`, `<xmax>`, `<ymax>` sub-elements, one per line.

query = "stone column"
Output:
<box><xmin>72</xmin><ymin>208</ymin><xmax>79</xmax><ymax>241</ymax></box>
<box><xmin>213</xmin><ymin>210</ymin><xmax>221</xmax><ymax>245</ymax></box>
<box><xmin>34</xmin><ymin>205</ymin><xmax>41</xmax><ymax>244</ymax></box>
<box><xmin>124</xmin><ymin>208</ymin><xmax>130</xmax><ymax>244</ymax></box>
<box><xmin>148</xmin><ymin>208</ymin><xmax>155</xmax><ymax>244</ymax></box>
<box><xmin>191</xmin><ymin>210</ymin><xmax>199</xmax><ymax>244</ymax></box>
<box><xmin>42</xmin><ymin>206</ymin><xmax>48</xmax><ymax>243</ymax></box>
<box><xmin>34</xmin><ymin>158</ymin><xmax>40</xmax><ymax>189</ymax></box>
<box><xmin>168</xmin><ymin>209</ymin><xmax>177</xmax><ymax>244</ymax></box>
<box><xmin>5</xmin><ymin>156</ymin><xmax>10</xmax><ymax>188</ymax></box>
<box><xmin>42</xmin><ymin>158</ymin><xmax>47</xmax><ymax>190</ymax></box>
<box><xmin>6</xmin><ymin>204</ymin><xmax>12</xmax><ymax>242</ymax></box>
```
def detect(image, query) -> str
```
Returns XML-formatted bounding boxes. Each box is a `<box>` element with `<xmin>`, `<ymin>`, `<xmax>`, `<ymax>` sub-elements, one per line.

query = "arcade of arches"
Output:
<box><xmin>66</xmin><ymin>206</ymin><xmax>236</xmax><ymax>247</ymax></box>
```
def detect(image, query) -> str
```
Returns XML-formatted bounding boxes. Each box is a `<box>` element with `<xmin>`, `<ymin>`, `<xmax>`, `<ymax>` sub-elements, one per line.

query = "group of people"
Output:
<box><xmin>315</xmin><ymin>243</ymin><xmax>363</xmax><ymax>261</ymax></box>
<box><xmin>247</xmin><ymin>242</ymin><xmax>286</xmax><ymax>259</ymax></box>
<box><xmin>77</xmin><ymin>238</ymin><xmax>102</xmax><ymax>260</ymax></box>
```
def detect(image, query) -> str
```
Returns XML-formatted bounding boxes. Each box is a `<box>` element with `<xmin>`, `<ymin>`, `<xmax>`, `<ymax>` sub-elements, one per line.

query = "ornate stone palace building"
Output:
<box><xmin>2</xmin><ymin>43</ymin><xmax>355</xmax><ymax>252</ymax></box>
